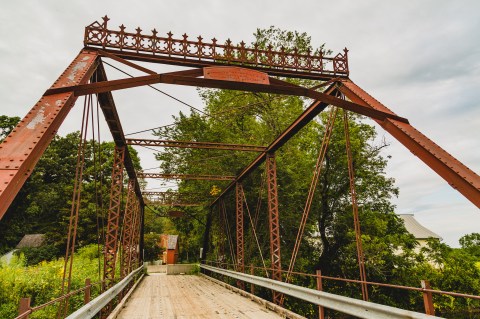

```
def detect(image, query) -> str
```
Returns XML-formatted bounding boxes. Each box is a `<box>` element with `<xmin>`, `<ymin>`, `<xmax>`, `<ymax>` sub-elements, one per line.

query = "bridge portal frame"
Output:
<box><xmin>1</xmin><ymin>16</ymin><xmax>479</xmax><ymax>316</ymax></box>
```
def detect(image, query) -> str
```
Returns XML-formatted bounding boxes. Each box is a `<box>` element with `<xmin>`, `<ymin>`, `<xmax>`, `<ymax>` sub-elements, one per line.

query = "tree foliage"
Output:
<box><xmin>152</xmin><ymin>27</ymin><xmax>412</xmax><ymax>314</ymax></box>
<box><xmin>0</xmin><ymin>244</ymin><xmax>103</xmax><ymax>319</ymax></box>
<box><xmin>0</xmin><ymin>127</ymin><xmax>142</xmax><ymax>257</ymax></box>
<box><xmin>151</xmin><ymin>27</ymin><xmax>480</xmax><ymax>317</ymax></box>
<box><xmin>0</xmin><ymin>115</ymin><xmax>20</xmax><ymax>141</ymax></box>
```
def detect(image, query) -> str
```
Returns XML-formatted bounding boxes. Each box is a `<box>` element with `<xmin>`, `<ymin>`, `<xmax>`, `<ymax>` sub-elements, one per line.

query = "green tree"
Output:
<box><xmin>0</xmin><ymin>115</ymin><xmax>20</xmax><ymax>141</ymax></box>
<box><xmin>459</xmin><ymin>232</ymin><xmax>480</xmax><ymax>257</ymax></box>
<box><xmin>416</xmin><ymin>239</ymin><xmax>480</xmax><ymax>317</ymax></box>
<box><xmin>153</xmin><ymin>27</ymin><xmax>422</xmax><ymax>316</ymax></box>
<box><xmin>0</xmin><ymin>131</ymin><xmax>142</xmax><ymax>257</ymax></box>
<box><xmin>143</xmin><ymin>233</ymin><xmax>163</xmax><ymax>262</ymax></box>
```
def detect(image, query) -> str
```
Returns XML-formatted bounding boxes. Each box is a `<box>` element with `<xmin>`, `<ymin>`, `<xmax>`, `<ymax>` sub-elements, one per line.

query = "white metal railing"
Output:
<box><xmin>201</xmin><ymin>264</ymin><xmax>444</xmax><ymax>319</ymax></box>
<box><xmin>66</xmin><ymin>265</ymin><xmax>144</xmax><ymax>319</ymax></box>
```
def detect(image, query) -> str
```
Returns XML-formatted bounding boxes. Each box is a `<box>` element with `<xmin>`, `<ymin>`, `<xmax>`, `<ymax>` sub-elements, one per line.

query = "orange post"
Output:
<box><xmin>421</xmin><ymin>280</ymin><xmax>435</xmax><ymax>315</ymax></box>
<box><xmin>18</xmin><ymin>297</ymin><xmax>31</xmax><ymax>319</ymax></box>
<box><xmin>316</xmin><ymin>270</ymin><xmax>325</xmax><ymax>319</ymax></box>
<box><xmin>84</xmin><ymin>278</ymin><xmax>91</xmax><ymax>304</ymax></box>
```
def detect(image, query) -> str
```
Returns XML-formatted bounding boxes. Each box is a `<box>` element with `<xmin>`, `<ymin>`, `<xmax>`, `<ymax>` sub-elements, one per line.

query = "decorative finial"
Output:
<box><xmin>101</xmin><ymin>15</ymin><xmax>110</xmax><ymax>27</ymax></box>
<box><xmin>152</xmin><ymin>28</ymin><xmax>158</xmax><ymax>37</ymax></box>
<box><xmin>167</xmin><ymin>31</ymin><xmax>173</xmax><ymax>38</ymax></box>
<box><xmin>135</xmin><ymin>27</ymin><xmax>142</xmax><ymax>34</ymax></box>
<box><xmin>119</xmin><ymin>24</ymin><xmax>126</xmax><ymax>32</ymax></box>
<box><xmin>197</xmin><ymin>36</ymin><xmax>203</xmax><ymax>42</ymax></box>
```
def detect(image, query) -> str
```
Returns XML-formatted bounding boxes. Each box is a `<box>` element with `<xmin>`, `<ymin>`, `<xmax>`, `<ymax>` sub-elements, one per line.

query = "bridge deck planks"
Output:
<box><xmin>116</xmin><ymin>273</ymin><xmax>283</xmax><ymax>318</ymax></box>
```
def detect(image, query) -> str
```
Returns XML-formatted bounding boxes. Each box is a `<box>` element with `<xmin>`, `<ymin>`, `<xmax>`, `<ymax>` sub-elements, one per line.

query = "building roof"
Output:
<box><xmin>167</xmin><ymin>235</ymin><xmax>178</xmax><ymax>250</ymax></box>
<box><xmin>16</xmin><ymin>234</ymin><xmax>46</xmax><ymax>249</ymax></box>
<box><xmin>398</xmin><ymin>214</ymin><xmax>442</xmax><ymax>240</ymax></box>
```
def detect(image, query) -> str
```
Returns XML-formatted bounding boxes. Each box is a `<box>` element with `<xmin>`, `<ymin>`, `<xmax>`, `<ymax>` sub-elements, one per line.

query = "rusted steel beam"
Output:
<box><xmin>236</xmin><ymin>183</ymin><xmax>245</xmax><ymax>289</ymax></box>
<box><xmin>126</xmin><ymin>138</ymin><xmax>267</xmax><ymax>152</ymax></box>
<box><xmin>338</xmin><ymin>80</ymin><xmax>480</xmax><ymax>209</ymax></box>
<box><xmin>130</xmin><ymin>201</ymin><xmax>141</xmax><ymax>269</ymax></box>
<box><xmin>210</xmin><ymin>84</ymin><xmax>337</xmax><ymax>207</ymax></box>
<box><xmin>142</xmin><ymin>191</ymin><xmax>206</xmax><ymax>197</ymax></box>
<box><xmin>120</xmin><ymin>180</ymin><xmax>137</xmax><ymax>279</ymax></box>
<box><xmin>143</xmin><ymin>192</ymin><xmax>207</xmax><ymax>204</ymax></box>
<box><xmin>0</xmin><ymin>50</ymin><xmax>99</xmax><ymax>220</ymax></box>
<box><xmin>146</xmin><ymin>202</ymin><xmax>205</xmax><ymax>207</ymax></box>
<box><xmin>43</xmin><ymin>72</ymin><xmax>408</xmax><ymax>124</ymax></box>
<box><xmin>266</xmin><ymin>153</ymin><xmax>283</xmax><ymax>304</ymax></box>
<box><xmin>138</xmin><ymin>173</ymin><xmax>235</xmax><ymax>181</ymax></box>
<box><xmin>98</xmin><ymin>49</ymin><xmax>156</xmax><ymax>75</ymax></box>
<box><xmin>94</xmin><ymin>63</ymin><xmax>144</xmax><ymax>206</ymax></box>
<box><xmin>84</xmin><ymin>16</ymin><xmax>348</xmax><ymax>81</ymax></box>
<box><xmin>104</xmin><ymin>146</ymin><xmax>125</xmax><ymax>293</ymax></box>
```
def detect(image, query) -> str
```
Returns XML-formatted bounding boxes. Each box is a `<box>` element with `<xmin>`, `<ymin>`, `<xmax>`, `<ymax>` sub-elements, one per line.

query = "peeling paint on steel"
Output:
<box><xmin>26</xmin><ymin>105</ymin><xmax>46</xmax><ymax>129</ymax></box>
<box><xmin>67</xmin><ymin>56</ymin><xmax>91</xmax><ymax>82</ymax></box>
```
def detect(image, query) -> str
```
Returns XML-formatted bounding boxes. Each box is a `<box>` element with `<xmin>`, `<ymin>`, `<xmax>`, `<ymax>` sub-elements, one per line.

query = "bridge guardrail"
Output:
<box><xmin>201</xmin><ymin>264</ymin><xmax>443</xmax><ymax>319</ymax></box>
<box><xmin>65</xmin><ymin>265</ymin><xmax>144</xmax><ymax>319</ymax></box>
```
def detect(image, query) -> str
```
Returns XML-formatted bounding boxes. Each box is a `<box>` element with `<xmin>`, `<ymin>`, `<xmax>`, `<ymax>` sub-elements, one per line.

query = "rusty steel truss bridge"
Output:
<box><xmin>3</xmin><ymin>16</ymin><xmax>480</xmax><ymax>319</ymax></box>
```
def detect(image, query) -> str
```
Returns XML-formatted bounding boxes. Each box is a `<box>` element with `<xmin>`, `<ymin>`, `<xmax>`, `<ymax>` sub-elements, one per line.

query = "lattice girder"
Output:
<box><xmin>266</xmin><ymin>153</ymin><xmax>283</xmax><ymax>304</ymax></box>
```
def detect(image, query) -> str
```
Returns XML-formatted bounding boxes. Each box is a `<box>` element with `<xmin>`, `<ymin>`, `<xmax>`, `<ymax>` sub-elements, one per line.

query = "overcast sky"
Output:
<box><xmin>0</xmin><ymin>0</ymin><xmax>479</xmax><ymax>247</ymax></box>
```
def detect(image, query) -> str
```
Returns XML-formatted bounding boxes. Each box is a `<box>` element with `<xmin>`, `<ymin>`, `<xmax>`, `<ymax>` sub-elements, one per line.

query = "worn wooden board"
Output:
<box><xmin>116</xmin><ymin>274</ymin><xmax>283</xmax><ymax>318</ymax></box>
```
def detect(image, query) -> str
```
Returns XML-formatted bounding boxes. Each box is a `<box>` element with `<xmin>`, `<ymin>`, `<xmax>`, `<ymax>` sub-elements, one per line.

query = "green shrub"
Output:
<box><xmin>14</xmin><ymin>244</ymin><xmax>60</xmax><ymax>266</ymax></box>
<box><xmin>187</xmin><ymin>264</ymin><xmax>200</xmax><ymax>275</ymax></box>
<box><xmin>0</xmin><ymin>244</ymin><xmax>103</xmax><ymax>319</ymax></box>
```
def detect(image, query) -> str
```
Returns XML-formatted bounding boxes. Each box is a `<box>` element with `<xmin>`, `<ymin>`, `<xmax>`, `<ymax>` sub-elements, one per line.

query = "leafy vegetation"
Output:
<box><xmin>152</xmin><ymin>28</ymin><xmax>480</xmax><ymax>317</ymax></box>
<box><xmin>0</xmin><ymin>129</ymin><xmax>142</xmax><ymax>255</ymax></box>
<box><xmin>143</xmin><ymin>233</ymin><xmax>164</xmax><ymax>262</ymax></box>
<box><xmin>0</xmin><ymin>244</ymin><xmax>103</xmax><ymax>319</ymax></box>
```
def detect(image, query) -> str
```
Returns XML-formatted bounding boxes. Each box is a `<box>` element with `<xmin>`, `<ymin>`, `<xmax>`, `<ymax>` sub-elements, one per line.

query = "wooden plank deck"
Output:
<box><xmin>116</xmin><ymin>273</ymin><xmax>284</xmax><ymax>319</ymax></box>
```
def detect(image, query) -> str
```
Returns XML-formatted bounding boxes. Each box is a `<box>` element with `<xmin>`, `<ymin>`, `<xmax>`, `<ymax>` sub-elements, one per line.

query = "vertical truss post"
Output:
<box><xmin>103</xmin><ymin>146</ymin><xmax>125</xmax><ymax>291</ymax></box>
<box><xmin>138</xmin><ymin>204</ymin><xmax>145</xmax><ymax>264</ymax></box>
<box><xmin>202</xmin><ymin>207</ymin><xmax>214</xmax><ymax>262</ymax></box>
<box><xmin>343</xmin><ymin>110</ymin><xmax>369</xmax><ymax>301</ymax></box>
<box><xmin>236</xmin><ymin>183</ymin><xmax>245</xmax><ymax>289</ymax></box>
<box><xmin>266</xmin><ymin>153</ymin><xmax>283</xmax><ymax>304</ymax></box>
<box><xmin>120</xmin><ymin>179</ymin><xmax>136</xmax><ymax>279</ymax></box>
<box><xmin>131</xmin><ymin>201</ymin><xmax>140</xmax><ymax>270</ymax></box>
<box><xmin>128</xmin><ymin>200</ymin><xmax>141</xmax><ymax>272</ymax></box>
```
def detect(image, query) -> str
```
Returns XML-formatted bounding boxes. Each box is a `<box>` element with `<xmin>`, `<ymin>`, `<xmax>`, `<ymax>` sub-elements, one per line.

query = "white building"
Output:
<box><xmin>398</xmin><ymin>214</ymin><xmax>442</xmax><ymax>251</ymax></box>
